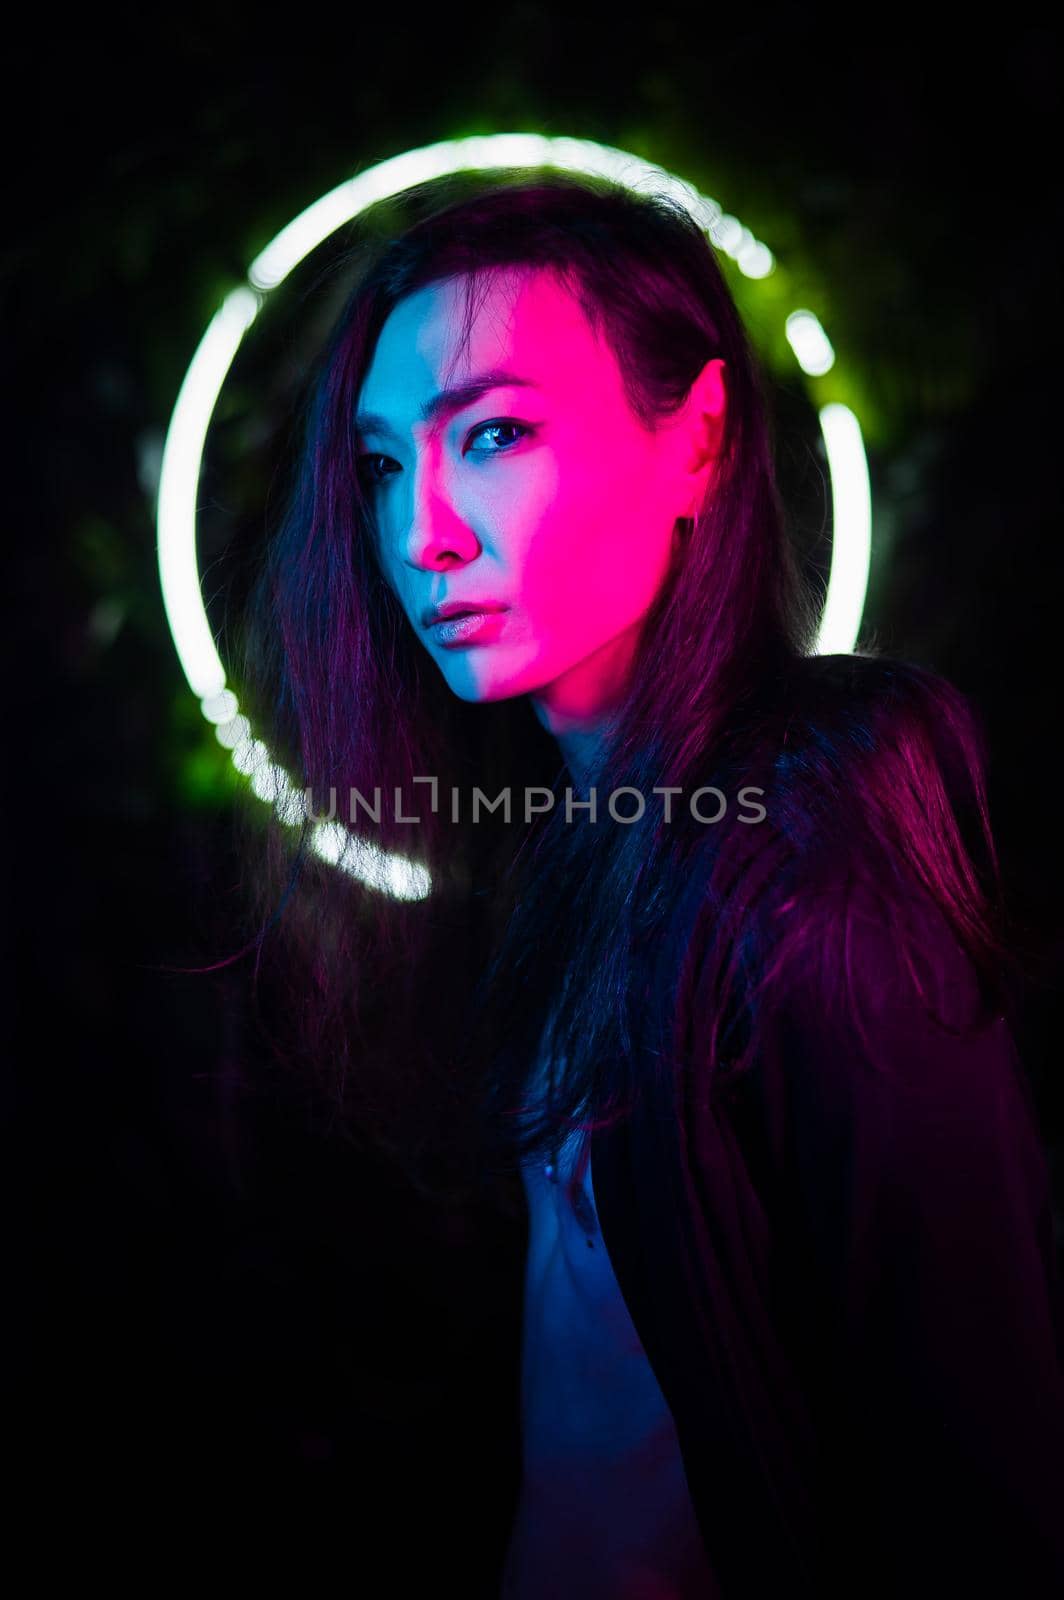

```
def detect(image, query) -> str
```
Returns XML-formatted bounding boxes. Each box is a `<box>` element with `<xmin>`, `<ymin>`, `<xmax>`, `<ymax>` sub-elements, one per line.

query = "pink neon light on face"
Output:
<box><xmin>355</xmin><ymin>267</ymin><xmax>724</xmax><ymax>747</ymax></box>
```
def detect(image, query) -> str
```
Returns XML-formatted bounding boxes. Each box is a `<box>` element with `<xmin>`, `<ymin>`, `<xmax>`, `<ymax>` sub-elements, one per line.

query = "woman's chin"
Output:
<box><xmin>440</xmin><ymin>671</ymin><xmax>529</xmax><ymax>706</ymax></box>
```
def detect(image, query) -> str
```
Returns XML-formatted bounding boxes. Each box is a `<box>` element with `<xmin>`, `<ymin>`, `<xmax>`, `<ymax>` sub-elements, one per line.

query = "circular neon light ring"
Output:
<box><xmin>156</xmin><ymin>133</ymin><xmax>872</xmax><ymax>900</ymax></box>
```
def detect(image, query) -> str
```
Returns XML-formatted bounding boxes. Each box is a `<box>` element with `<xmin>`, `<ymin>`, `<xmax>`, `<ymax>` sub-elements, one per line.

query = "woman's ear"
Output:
<box><xmin>676</xmin><ymin>358</ymin><xmax>727</xmax><ymax>518</ymax></box>
<box><xmin>688</xmin><ymin>357</ymin><xmax>727</xmax><ymax>462</ymax></box>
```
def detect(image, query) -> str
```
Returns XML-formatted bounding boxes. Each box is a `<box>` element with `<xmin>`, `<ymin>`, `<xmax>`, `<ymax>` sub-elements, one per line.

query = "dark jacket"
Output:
<box><xmin>590</xmin><ymin>850</ymin><xmax>1064</xmax><ymax>1598</ymax></box>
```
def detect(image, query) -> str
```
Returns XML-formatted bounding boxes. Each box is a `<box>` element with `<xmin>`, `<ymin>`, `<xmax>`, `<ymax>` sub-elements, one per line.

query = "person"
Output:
<box><xmin>237</xmin><ymin>169</ymin><xmax>1064</xmax><ymax>1596</ymax></box>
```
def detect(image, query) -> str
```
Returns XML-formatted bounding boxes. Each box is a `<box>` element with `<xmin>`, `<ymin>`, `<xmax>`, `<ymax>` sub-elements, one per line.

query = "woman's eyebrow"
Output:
<box><xmin>355</xmin><ymin>369</ymin><xmax>540</xmax><ymax>439</ymax></box>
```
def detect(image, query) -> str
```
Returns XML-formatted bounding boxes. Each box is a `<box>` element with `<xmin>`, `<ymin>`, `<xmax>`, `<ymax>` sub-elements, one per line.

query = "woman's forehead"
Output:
<box><xmin>360</xmin><ymin>267</ymin><xmax>616</xmax><ymax>419</ymax></box>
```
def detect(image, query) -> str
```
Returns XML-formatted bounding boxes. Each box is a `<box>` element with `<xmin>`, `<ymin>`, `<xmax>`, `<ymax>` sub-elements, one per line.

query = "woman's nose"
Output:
<box><xmin>401</xmin><ymin>460</ymin><xmax>481</xmax><ymax>570</ymax></box>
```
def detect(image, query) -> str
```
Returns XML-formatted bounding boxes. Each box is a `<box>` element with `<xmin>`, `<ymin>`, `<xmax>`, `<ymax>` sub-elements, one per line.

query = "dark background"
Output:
<box><xmin>6</xmin><ymin>15</ymin><xmax>1061</xmax><ymax>1582</ymax></box>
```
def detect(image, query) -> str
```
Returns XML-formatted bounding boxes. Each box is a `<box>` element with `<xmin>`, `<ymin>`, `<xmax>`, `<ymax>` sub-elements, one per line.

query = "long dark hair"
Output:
<box><xmin>233</xmin><ymin>167</ymin><xmax>1016</xmax><ymax>1206</ymax></box>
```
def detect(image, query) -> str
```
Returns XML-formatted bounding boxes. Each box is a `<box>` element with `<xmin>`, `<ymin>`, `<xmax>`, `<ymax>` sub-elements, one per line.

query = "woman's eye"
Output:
<box><xmin>355</xmin><ymin>420</ymin><xmax>531</xmax><ymax>489</ymax></box>
<box><xmin>356</xmin><ymin>453</ymin><xmax>398</xmax><ymax>487</ymax></box>
<box><xmin>467</xmin><ymin>419</ymin><xmax>531</xmax><ymax>453</ymax></box>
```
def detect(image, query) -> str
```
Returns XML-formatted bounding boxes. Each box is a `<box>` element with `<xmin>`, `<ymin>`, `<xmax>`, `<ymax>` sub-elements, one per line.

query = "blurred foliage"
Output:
<box><xmin>164</xmin><ymin>690</ymin><xmax>247</xmax><ymax>812</ymax></box>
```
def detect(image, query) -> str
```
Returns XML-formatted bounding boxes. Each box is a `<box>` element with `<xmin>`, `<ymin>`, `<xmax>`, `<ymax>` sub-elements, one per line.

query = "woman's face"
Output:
<box><xmin>355</xmin><ymin>266</ymin><xmax>723</xmax><ymax>736</ymax></box>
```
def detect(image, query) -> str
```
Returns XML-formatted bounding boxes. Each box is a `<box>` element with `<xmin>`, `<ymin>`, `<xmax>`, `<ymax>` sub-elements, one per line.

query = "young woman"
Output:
<box><xmin>239</xmin><ymin>170</ymin><xmax>1064</xmax><ymax>1596</ymax></box>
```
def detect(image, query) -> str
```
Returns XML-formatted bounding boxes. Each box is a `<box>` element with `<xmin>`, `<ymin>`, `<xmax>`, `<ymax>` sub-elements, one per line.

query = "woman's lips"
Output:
<box><xmin>427</xmin><ymin>610</ymin><xmax>509</xmax><ymax>647</ymax></box>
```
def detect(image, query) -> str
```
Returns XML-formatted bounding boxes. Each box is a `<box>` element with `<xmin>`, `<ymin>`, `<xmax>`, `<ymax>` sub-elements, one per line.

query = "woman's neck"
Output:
<box><xmin>528</xmin><ymin>621</ymin><xmax>642</xmax><ymax>793</ymax></box>
<box><xmin>553</xmin><ymin>723</ymin><xmax>603</xmax><ymax>796</ymax></box>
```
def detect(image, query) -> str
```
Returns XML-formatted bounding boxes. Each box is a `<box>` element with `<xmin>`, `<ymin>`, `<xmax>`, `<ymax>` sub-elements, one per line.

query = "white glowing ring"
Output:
<box><xmin>156</xmin><ymin>133</ymin><xmax>871</xmax><ymax>899</ymax></box>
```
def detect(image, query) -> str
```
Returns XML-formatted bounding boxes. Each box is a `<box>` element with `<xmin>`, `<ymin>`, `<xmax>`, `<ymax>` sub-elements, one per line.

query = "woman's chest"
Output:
<box><xmin>516</xmin><ymin>1035</ymin><xmax>674</xmax><ymax>1431</ymax></box>
<box><xmin>508</xmin><ymin>1118</ymin><xmax>718</xmax><ymax>1595</ymax></box>
<box><xmin>520</xmin><ymin>1122</ymin><xmax>665</xmax><ymax>1414</ymax></box>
